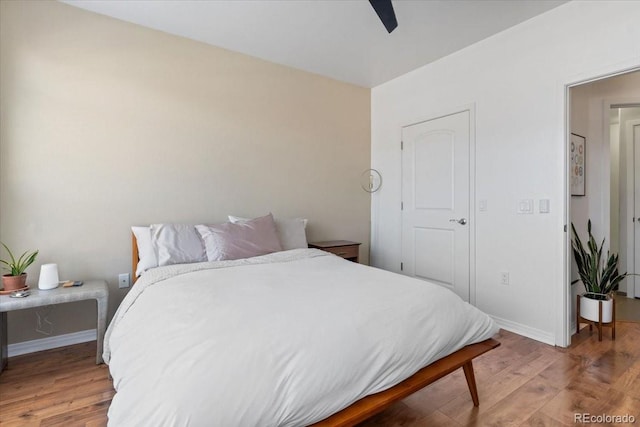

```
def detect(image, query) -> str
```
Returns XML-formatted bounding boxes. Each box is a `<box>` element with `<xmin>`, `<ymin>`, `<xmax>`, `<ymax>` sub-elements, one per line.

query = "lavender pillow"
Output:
<box><xmin>195</xmin><ymin>214</ymin><xmax>283</xmax><ymax>261</ymax></box>
<box><xmin>228</xmin><ymin>215</ymin><xmax>308</xmax><ymax>250</ymax></box>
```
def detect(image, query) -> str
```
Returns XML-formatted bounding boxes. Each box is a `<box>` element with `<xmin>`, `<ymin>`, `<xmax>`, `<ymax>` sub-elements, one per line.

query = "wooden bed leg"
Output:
<box><xmin>462</xmin><ymin>360</ymin><xmax>479</xmax><ymax>407</ymax></box>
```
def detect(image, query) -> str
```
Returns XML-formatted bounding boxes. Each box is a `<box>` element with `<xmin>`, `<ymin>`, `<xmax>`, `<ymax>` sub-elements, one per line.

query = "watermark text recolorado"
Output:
<box><xmin>574</xmin><ymin>413</ymin><xmax>635</xmax><ymax>424</ymax></box>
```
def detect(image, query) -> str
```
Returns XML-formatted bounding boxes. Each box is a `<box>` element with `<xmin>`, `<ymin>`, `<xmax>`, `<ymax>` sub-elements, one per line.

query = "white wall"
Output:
<box><xmin>0</xmin><ymin>1</ymin><xmax>371</xmax><ymax>344</ymax></box>
<box><xmin>371</xmin><ymin>0</ymin><xmax>640</xmax><ymax>345</ymax></box>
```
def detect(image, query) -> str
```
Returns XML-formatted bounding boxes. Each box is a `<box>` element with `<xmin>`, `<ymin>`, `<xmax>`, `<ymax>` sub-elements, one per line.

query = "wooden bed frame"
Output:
<box><xmin>311</xmin><ymin>338</ymin><xmax>499</xmax><ymax>426</ymax></box>
<box><xmin>131</xmin><ymin>233</ymin><xmax>500</xmax><ymax>426</ymax></box>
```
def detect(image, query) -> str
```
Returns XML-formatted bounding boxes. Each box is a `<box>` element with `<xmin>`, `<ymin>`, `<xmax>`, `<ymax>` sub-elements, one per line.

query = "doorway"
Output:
<box><xmin>568</xmin><ymin>70</ymin><xmax>640</xmax><ymax>333</ymax></box>
<box><xmin>609</xmin><ymin>106</ymin><xmax>640</xmax><ymax>321</ymax></box>
<box><xmin>610</xmin><ymin>107</ymin><xmax>640</xmax><ymax>298</ymax></box>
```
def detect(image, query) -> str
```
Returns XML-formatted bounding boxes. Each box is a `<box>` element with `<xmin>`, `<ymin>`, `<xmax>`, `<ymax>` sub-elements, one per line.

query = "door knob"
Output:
<box><xmin>449</xmin><ymin>218</ymin><xmax>467</xmax><ymax>225</ymax></box>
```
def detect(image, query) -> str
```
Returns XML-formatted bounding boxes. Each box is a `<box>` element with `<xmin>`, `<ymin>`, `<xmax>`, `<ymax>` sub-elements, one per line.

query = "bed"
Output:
<box><xmin>104</xmin><ymin>227</ymin><xmax>499</xmax><ymax>426</ymax></box>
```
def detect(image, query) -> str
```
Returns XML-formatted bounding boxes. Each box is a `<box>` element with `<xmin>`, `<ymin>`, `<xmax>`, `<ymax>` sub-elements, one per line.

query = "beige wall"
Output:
<box><xmin>0</xmin><ymin>1</ymin><xmax>371</xmax><ymax>344</ymax></box>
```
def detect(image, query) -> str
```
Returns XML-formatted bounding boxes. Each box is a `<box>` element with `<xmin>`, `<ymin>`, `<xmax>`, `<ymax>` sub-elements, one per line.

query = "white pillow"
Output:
<box><xmin>228</xmin><ymin>215</ymin><xmax>308</xmax><ymax>250</ymax></box>
<box><xmin>196</xmin><ymin>214</ymin><xmax>282</xmax><ymax>261</ymax></box>
<box><xmin>131</xmin><ymin>226</ymin><xmax>158</xmax><ymax>277</ymax></box>
<box><xmin>150</xmin><ymin>224</ymin><xmax>207</xmax><ymax>267</ymax></box>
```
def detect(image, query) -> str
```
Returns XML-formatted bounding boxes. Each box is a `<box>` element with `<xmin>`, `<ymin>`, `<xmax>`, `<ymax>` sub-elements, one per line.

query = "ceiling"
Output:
<box><xmin>62</xmin><ymin>0</ymin><xmax>568</xmax><ymax>88</ymax></box>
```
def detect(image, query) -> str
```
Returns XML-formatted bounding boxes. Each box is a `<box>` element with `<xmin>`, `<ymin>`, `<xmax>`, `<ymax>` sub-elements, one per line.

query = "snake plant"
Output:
<box><xmin>571</xmin><ymin>220</ymin><xmax>630</xmax><ymax>301</ymax></box>
<box><xmin>0</xmin><ymin>242</ymin><xmax>38</xmax><ymax>276</ymax></box>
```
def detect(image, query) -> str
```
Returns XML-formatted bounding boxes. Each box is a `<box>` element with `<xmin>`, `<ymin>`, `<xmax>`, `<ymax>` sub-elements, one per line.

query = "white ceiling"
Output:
<box><xmin>62</xmin><ymin>0</ymin><xmax>568</xmax><ymax>88</ymax></box>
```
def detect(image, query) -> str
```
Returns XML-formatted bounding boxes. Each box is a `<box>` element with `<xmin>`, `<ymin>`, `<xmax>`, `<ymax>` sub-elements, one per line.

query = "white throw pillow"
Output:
<box><xmin>131</xmin><ymin>226</ymin><xmax>158</xmax><ymax>277</ymax></box>
<box><xmin>228</xmin><ymin>215</ymin><xmax>308</xmax><ymax>250</ymax></box>
<box><xmin>150</xmin><ymin>224</ymin><xmax>207</xmax><ymax>267</ymax></box>
<box><xmin>196</xmin><ymin>214</ymin><xmax>282</xmax><ymax>261</ymax></box>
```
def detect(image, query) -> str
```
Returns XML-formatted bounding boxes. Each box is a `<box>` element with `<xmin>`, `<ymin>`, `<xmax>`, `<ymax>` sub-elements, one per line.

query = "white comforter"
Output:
<box><xmin>104</xmin><ymin>249</ymin><xmax>498</xmax><ymax>427</ymax></box>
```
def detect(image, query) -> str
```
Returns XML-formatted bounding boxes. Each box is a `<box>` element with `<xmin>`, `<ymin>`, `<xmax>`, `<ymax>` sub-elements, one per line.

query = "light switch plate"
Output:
<box><xmin>517</xmin><ymin>199</ymin><xmax>534</xmax><ymax>214</ymax></box>
<box><xmin>539</xmin><ymin>199</ymin><xmax>550</xmax><ymax>213</ymax></box>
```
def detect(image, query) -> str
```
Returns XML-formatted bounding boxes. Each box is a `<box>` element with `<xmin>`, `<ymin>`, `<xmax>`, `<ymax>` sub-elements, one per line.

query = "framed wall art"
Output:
<box><xmin>570</xmin><ymin>133</ymin><xmax>586</xmax><ymax>196</ymax></box>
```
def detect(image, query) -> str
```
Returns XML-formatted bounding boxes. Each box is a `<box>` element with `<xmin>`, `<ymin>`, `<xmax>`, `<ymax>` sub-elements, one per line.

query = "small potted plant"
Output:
<box><xmin>0</xmin><ymin>242</ymin><xmax>38</xmax><ymax>292</ymax></box>
<box><xmin>571</xmin><ymin>220</ymin><xmax>631</xmax><ymax>323</ymax></box>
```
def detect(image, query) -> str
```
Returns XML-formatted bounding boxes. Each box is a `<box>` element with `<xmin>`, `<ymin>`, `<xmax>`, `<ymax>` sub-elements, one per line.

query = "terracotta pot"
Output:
<box><xmin>2</xmin><ymin>273</ymin><xmax>27</xmax><ymax>291</ymax></box>
<box><xmin>579</xmin><ymin>293</ymin><xmax>613</xmax><ymax>323</ymax></box>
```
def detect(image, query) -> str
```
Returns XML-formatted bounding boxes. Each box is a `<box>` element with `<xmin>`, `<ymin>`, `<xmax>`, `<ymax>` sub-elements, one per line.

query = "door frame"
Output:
<box><xmin>400</xmin><ymin>104</ymin><xmax>476</xmax><ymax>305</ymax></box>
<box><xmin>562</xmin><ymin>65</ymin><xmax>640</xmax><ymax>347</ymax></box>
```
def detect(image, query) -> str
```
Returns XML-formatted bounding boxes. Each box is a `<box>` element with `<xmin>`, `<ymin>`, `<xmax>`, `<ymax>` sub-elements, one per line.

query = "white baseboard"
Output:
<box><xmin>8</xmin><ymin>329</ymin><xmax>96</xmax><ymax>357</ymax></box>
<box><xmin>491</xmin><ymin>316</ymin><xmax>555</xmax><ymax>346</ymax></box>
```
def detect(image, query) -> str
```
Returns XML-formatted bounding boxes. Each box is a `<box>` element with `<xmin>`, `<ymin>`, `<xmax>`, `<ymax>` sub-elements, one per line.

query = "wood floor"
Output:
<box><xmin>0</xmin><ymin>342</ymin><xmax>113</xmax><ymax>427</ymax></box>
<box><xmin>616</xmin><ymin>295</ymin><xmax>640</xmax><ymax>322</ymax></box>
<box><xmin>1</xmin><ymin>322</ymin><xmax>640</xmax><ymax>426</ymax></box>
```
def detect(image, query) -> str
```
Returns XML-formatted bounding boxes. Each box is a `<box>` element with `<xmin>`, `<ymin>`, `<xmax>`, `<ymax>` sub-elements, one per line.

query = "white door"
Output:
<box><xmin>634</xmin><ymin>124</ymin><xmax>640</xmax><ymax>298</ymax></box>
<box><xmin>401</xmin><ymin>111</ymin><xmax>471</xmax><ymax>301</ymax></box>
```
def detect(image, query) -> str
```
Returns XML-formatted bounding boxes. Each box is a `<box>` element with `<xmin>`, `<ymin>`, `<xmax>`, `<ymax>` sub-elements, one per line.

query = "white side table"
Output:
<box><xmin>0</xmin><ymin>280</ymin><xmax>108</xmax><ymax>373</ymax></box>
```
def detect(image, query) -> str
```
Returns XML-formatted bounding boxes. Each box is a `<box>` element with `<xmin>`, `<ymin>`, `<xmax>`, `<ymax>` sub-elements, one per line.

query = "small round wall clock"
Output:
<box><xmin>360</xmin><ymin>169</ymin><xmax>382</xmax><ymax>193</ymax></box>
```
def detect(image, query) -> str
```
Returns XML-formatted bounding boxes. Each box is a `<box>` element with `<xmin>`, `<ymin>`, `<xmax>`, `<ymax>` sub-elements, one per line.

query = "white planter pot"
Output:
<box><xmin>579</xmin><ymin>294</ymin><xmax>613</xmax><ymax>323</ymax></box>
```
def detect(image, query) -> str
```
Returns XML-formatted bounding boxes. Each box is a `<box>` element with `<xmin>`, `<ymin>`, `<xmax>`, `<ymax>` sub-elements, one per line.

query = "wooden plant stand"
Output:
<box><xmin>576</xmin><ymin>295</ymin><xmax>615</xmax><ymax>341</ymax></box>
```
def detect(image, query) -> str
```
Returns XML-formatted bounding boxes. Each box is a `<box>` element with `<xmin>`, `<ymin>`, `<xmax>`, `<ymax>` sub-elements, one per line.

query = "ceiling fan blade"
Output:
<box><xmin>369</xmin><ymin>0</ymin><xmax>398</xmax><ymax>33</ymax></box>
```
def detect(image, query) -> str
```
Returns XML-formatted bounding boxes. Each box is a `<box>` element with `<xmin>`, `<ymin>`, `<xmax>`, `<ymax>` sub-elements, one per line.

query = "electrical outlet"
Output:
<box><xmin>500</xmin><ymin>271</ymin><xmax>509</xmax><ymax>286</ymax></box>
<box><xmin>118</xmin><ymin>273</ymin><xmax>130</xmax><ymax>289</ymax></box>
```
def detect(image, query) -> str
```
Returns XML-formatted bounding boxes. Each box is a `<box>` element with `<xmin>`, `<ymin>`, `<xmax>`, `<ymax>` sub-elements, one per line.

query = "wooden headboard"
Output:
<box><xmin>132</xmin><ymin>233</ymin><xmax>139</xmax><ymax>284</ymax></box>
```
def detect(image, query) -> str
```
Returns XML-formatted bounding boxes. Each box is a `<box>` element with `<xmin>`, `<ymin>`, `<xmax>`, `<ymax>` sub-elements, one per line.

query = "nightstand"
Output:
<box><xmin>0</xmin><ymin>280</ymin><xmax>108</xmax><ymax>374</ymax></box>
<box><xmin>308</xmin><ymin>240</ymin><xmax>361</xmax><ymax>263</ymax></box>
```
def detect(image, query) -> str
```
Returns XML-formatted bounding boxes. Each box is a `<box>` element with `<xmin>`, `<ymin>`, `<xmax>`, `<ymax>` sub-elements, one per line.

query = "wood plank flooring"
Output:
<box><xmin>0</xmin><ymin>342</ymin><xmax>113</xmax><ymax>427</ymax></box>
<box><xmin>616</xmin><ymin>295</ymin><xmax>640</xmax><ymax>322</ymax></box>
<box><xmin>1</xmin><ymin>323</ymin><xmax>640</xmax><ymax>426</ymax></box>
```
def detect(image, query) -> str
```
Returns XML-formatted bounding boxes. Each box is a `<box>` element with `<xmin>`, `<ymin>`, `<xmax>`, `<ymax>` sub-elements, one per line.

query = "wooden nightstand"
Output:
<box><xmin>308</xmin><ymin>240</ymin><xmax>361</xmax><ymax>263</ymax></box>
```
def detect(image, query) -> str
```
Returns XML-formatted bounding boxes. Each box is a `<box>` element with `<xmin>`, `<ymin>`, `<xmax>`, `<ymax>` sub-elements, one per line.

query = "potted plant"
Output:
<box><xmin>571</xmin><ymin>220</ymin><xmax>631</xmax><ymax>323</ymax></box>
<box><xmin>0</xmin><ymin>242</ymin><xmax>38</xmax><ymax>292</ymax></box>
